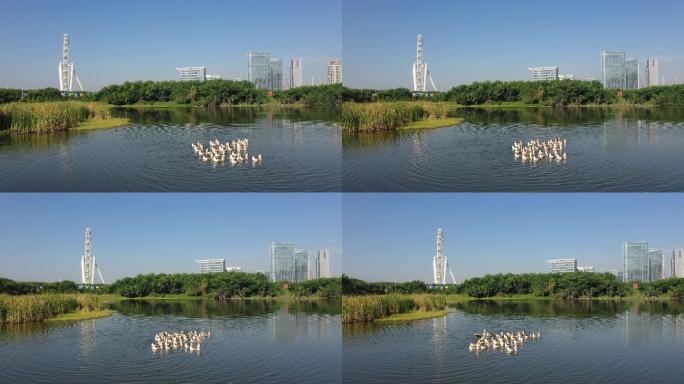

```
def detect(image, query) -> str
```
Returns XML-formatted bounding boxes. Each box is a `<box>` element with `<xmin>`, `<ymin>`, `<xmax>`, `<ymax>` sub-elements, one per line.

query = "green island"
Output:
<box><xmin>0</xmin><ymin>274</ymin><xmax>341</xmax><ymax>324</ymax></box>
<box><xmin>342</xmin><ymin>273</ymin><xmax>684</xmax><ymax>323</ymax></box>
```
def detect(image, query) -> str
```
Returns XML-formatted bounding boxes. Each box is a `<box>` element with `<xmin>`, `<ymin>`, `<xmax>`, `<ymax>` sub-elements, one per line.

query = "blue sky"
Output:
<box><xmin>343</xmin><ymin>0</ymin><xmax>684</xmax><ymax>89</ymax></box>
<box><xmin>343</xmin><ymin>194</ymin><xmax>684</xmax><ymax>282</ymax></box>
<box><xmin>0</xmin><ymin>0</ymin><xmax>341</xmax><ymax>90</ymax></box>
<box><xmin>0</xmin><ymin>194</ymin><xmax>341</xmax><ymax>282</ymax></box>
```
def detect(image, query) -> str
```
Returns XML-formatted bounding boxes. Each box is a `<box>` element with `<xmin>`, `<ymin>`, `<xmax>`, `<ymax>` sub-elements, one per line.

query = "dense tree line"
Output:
<box><xmin>342</xmin><ymin>275</ymin><xmax>428</xmax><ymax>295</ymax></box>
<box><xmin>0</xmin><ymin>278</ymin><xmax>80</xmax><ymax>294</ymax></box>
<box><xmin>638</xmin><ymin>278</ymin><xmax>684</xmax><ymax>299</ymax></box>
<box><xmin>623</xmin><ymin>84</ymin><xmax>684</xmax><ymax>106</ymax></box>
<box><xmin>273</xmin><ymin>84</ymin><xmax>343</xmax><ymax>106</ymax></box>
<box><xmin>0</xmin><ymin>87</ymin><xmax>70</xmax><ymax>103</ymax></box>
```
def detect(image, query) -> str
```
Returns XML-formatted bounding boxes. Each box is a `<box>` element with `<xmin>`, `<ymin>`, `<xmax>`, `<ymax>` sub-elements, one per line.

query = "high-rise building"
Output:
<box><xmin>528</xmin><ymin>66</ymin><xmax>559</xmax><ymax>81</ymax></box>
<box><xmin>645</xmin><ymin>58</ymin><xmax>660</xmax><ymax>87</ymax></box>
<box><xmin>271</xmin><ymin>58</ymin><xmax>283</xmax><ymax>91</ymax></box>
<box><xmin>623</xmin><ymin>242</ymin><xmax>649</xmax><ymax>282</ymax></box>
<box><xmin>547</xmin><ymin>258</ymin><xmax>577</xmax><ymax>273</ymax></box>
<box><xmin>195</xmin><ymin>259</ymin><xmax>226</xmax><ymax>273</ymax></box>
<box><xmin>294</xmin><ymin>250</ymin><xmax>308</xmax><ymax>283</ymax></box>
<box><xmin>270</xmin><ymin>242</ymin><xmax>295</xmax><ymax>282</ymax></box>
<box><xmin>316</xmin><ymin>250</ymin><xmax>331</xmax><ymax>278</ymax></box>
<box><xmin>674</xmin><ymin>249</ymin><xmax>684</xmax><ymax>278</ymax></box>
<box><xmin>176</xmin><ymin>66</ymin><xmax>207</xmax><ymax>81</ymax></box>
<box><xmin>625</xmin><ymin>58</ymin><xmax>639</xmax><ymax>90</ymax></box>
<box><xmin>328</xmin><ymin>59</ymin><xmax>342</xmax><ymax>84</ymax></box>
<box><xmin>602</xmin><ymin>51</ymin><xmax>626</xmax><ymax>89</ymax></box>
<box><xmin>248</xmin><ymin>51</ymin><xmax>272</xmax><ymax>90</ymax></box>
<box><xmin>558</xmin><ymin>74</ymin><xmax>575</xmax><ymax>80</ymax></box>
<box><xmin>289</xmin><ymin>58</ymin><xmax>303</xmax><ymax>89</ymax></box>
<box><xmin>648</xmin><ymin>249</ymin><xmax>663</xmax><ymax>282</ymax></box>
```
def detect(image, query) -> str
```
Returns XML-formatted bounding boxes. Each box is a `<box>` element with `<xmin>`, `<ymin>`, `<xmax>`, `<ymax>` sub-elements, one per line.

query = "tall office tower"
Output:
<box><xmin>625</xmin><ymin>58</ymin><xmax>639</xmax><ymax>90</ymax></box>
<box><xmin>195</xmin><ymin>259</ymin><xmax>226</xmax><ymax>273</ymax></box>
<box><xmin>648</xmin><ymin>249</ymin><xmax>663</xmax><ymax>282</ymax></box>
<box><xmin>645</xmin><ymin>58</ymin><xmax>660</xmax><ymax>87</ymax></box>
<box><xmin>327</xmin><ymin>59</ymin><xmax>342</xmax><ymax>84</ymax></box>
<box><xmin>674</xmin><ymin>249</ymin><xmax>684</xmax><ymax>278</ymax></box>
<box><xmin>623</xmin><ymin>242</ymin><xmax>649</xmax><ymax>282</ymax></box>
<box><xmin>294</xmin><ymin>250</ymin><xmax>308</xmax><ymax>283</ymax></box>
<box><xmin>601</xmin><ymin>51</ymin><xmax>626</xmax><ymax>89</ymax></box>
<box><xmin>316</xmin><ymin>250</ymin><xmax>331</xmax><ymax>278</ymax></box>
<box><xmin>547</xmin><ymin>259</ymin><xmax>578</xmax><ymax>273</ymax></box>
<box><xmin>528</xmin><ymin>66</ymin><xmax>559</xmax><ymax>81</ymax></box>
<box><xmin>412</xmin><ymin>34</ymin><xmax>437</xmax><ymax>92</ymax></box>
<box><xmin>290</xmin><ymin>58</ymin><xmax>303</xmax><ymax>88</ymax></box>
<box><xmin>176</xmin><ymin>66</ymin><xmax>207</xmax><ymax>81</ymax></box>
<box><xmin>248</xmin><ymin>51</ymin><xmax>272</xmax><ymax>90</ymax></box>
<box><xmin>270</xmin><ymin>242</ymin><xmax>295</xmax><ymax>282</ymax></box>
<box><xmin>270</xmin><ymin>58</ymin><xmax>283</xmax><ymax>91</ymax></box>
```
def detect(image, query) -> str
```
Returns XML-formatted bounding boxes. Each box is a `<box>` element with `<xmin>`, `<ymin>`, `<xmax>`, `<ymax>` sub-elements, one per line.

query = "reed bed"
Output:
<box><xmin>342</xmin><ymin>294</ymin><xmax>447</xmax><ymax>323</ymax></box>
<box><xmin>0</xmin><ymin>294</ymin><xmax>105</xmax><ymax>324</ymax></box>
<box><xmin>0</xmin><ymin>101</ymin><xmax>111</xmax><ymax>133</ymax></box>
<box><xmin>341</xmin><ymin>102</ymin><xmax>454</xmax><ymax>132</ymax></box>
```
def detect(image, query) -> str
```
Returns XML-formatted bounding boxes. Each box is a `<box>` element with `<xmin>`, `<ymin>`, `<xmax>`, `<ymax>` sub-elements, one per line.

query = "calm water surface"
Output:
<box><xmin>343</xmin><ymin>108</ymin><xmax>684</xmax><ymax>191</ymax></box>
<box><xmin>343</xmin><ymin>300</ymin><xmax>684</xmax><ymax>383</ymax></box>
<box><xmin>0</xmin><ymin>299</ymin><xmax>341</xmax><ymax>383</ymax></box>
<box><xmin>0</xmin><ymin>107</ymin><xmax>340</xmax><ymax>191</ymax></box>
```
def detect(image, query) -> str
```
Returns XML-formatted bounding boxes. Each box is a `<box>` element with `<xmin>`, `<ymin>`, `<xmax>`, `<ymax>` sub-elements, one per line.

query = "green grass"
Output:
<box><xmin>72</xmin><ymin>117</ymin><xmax>130</xmax><ymax>131</ymax></box>
<box><xmin>0</xmin><ymin>294</ymin><xmax>107</xmax><ymax>324</ymax></box>
<box><xmin>401</xmin><ymin>117</ymin><xmax>464</xmax><ymax>130</ymax></box>
<box><xmin>342</xmin><ymin>294</ymin><xmax>447</xmax><ymax>323</ymax></box>
<box><xmin>341</xmin><ymin>101</ymin><xmax>455</xmax><ymax>132</ymax></box>
<box><xmin>0</xmin><ymin>101</ymin><xmax>113</xmax><ymax>133</ymax></box>
<box><xmin>46</xmin><ymin>309</ymin><xmax>116</xmax><ymax>322</ymax></box>
<box><xmin>376</xmin><ymin>309</ymin><xmax>448</xmax><ymax>322</ymax></box>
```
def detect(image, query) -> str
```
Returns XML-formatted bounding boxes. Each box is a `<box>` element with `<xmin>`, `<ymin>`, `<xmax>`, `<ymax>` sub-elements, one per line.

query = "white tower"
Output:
<box><xmin>81</xmin><ymin>227</ymin><xmax>105</xmax><ymax>285</ymax></box>
<box><xmin>412</xmin><ymin>34</ymin><xmax>437</xmax><ymax>92</ymax></box>
<box><xmin>432</xmin><ymin>228</ymin><xmax>456</xmax><ymax>285</ymax></box>
<box><xmin>58</xmin><ymin>33</ymin><xmax>84</xmax><ymax>93</ymax></box>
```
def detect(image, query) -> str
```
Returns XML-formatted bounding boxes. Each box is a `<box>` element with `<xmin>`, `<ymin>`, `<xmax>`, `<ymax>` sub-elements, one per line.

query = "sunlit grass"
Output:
<box><xmin>0</xmin><ymin>101</ymin><xmax>112</xmax><ymax>133</ymax></box>
<box><xmin>342</xmin><ymin>294</ymin><xmax>447</xmax><ymax>323</ymax></box>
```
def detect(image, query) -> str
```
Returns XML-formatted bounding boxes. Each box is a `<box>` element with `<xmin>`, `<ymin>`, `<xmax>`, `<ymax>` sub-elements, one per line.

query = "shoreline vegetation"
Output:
<box><xmin>341</xmin><ymin>101</ymin><xmax>462</xmax><ymax>132</ymax></box>
<box><xmin>0</xmin><ymin>101</ymin><xmax>127</xmax><ymax>134</ymax></box>
<box><xmin>342</xmin><ymin>294</ymin><xmax>447</xmax><ymax>323</ymax></box>
<box><xmin>0</xmin><ymin>294</ymin><xmax>111</xmax><ymax>324</ymax></box>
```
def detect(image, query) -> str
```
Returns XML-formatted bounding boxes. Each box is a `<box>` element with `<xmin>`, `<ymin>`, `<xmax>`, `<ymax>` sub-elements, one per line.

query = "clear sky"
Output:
<box><xmin>343</xmin><ymin>193</ymin><xmax>684</xmax><ymax>283</ymax></box>
<box><xmin>343</xmin><ymin>0</ymin><xmax>684</xmax><ymax>89</ymax></box>
<box><xmin>0</xmin><ymin>0</ymin><xmax>341</xmax><ymax>90</ymax></box>
<box><xmin>0</xmin><ymin>193</ymin><xmax>342</xmax><ymax>282</ymax></box>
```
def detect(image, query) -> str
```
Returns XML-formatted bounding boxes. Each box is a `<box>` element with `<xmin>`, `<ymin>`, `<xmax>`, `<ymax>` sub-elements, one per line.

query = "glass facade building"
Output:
<box><xmin>645</xmin><ymin>58</ymin><xmax>660</xmax><ymax>87</ymax></box>
<box><xmin>270</xmin><ymin>58</ymin><xmax>283</xmax><ymax>91</ymax></box>
<box><xmin>248</xmin><ymin>51</ymin><xmax>272</xmax><ymax>90</ymax></box>
<box><xmin>294</xmin><ymin>249</ymin><xmax>308</xmax><ymax>283</ymax></box>
<box><xmin>674</xmin><ymin>249</ymin><xmax>684</xmax><ymax>278</ymax></box>
<box><xmin>316</xmin><ymin>249</ymin><xmax>331</xmax><ymax>278</ymax></box>
<box><xmin>270</xmin><ymin>242</ymin><xmax>295</xmax><ymax>282</ymax></box>
<box><xmin>601</xmin><ymin>51</ymin><xmax>626</xmax><ymax>90</ymax></box>
<box><xmin>625</xmin><ymin>58</ymin><xmax>639</xmax><ymax>90</ymax></box>
<box><xmin>547</xmin><ymin>258</ymin><xmax>577</xmax><ymax>273</ymax></box>
<box><xmin>289</xmin><ymin>58</ymin><xmax>302</xmax><ymax>89</ymax></box>
<box><xmin>648</xmin><ymin>249</ymin><xmax>663</xmax><ymax>281</ymax></box>
<box><xmin>623</xmin><ymin>242</ymin><xmax>649</xmax><ymax>282</ymax></box>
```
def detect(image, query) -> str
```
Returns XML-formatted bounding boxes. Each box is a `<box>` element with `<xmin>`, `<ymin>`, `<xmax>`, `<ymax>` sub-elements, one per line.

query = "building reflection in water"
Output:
<box><xmin>602</xmin><ymin>113</ymin><xmax>662</xmax><ymax>150</ymax></box>
<box><xmin>79</xmin><ymin>319</ymin><xmax>97</xmax><ymax>359</ymax></box>
<box><xmin>624</xmin><ymin>304</ymin><xmax>664</xmax><ymax>346</ymax></box>
<box><xmin>431</xmin><ymin>315</ymin><xmax>448</xmax><ymax>369</ymax></box>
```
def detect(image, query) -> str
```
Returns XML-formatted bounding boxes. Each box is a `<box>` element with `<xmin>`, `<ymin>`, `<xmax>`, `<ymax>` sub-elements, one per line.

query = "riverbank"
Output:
<box><xmin>72</xmin><ymin>117</ymin><xmax>130</xmax><ymax>130</ymax></box>
<box><xmin>376</xmin><ymin>309</ymin><xmax>448</xmax><ymax>322</ymax></box>
<box><xmin>341</xmin><ymin>101</ymin><xmax>457</xmax><ymax>132</ymax></box>
<box><xmin>45</xmin><ymin>309</ymin><xmax>116</xmax><ymax>322</ymax></box>
<box><xmin>0</xmin><ymin>101</ymin><xmax>124</xmax><ymax>133</ymax></box>
<box><xmin>342</xmin><ymin>294</ymin><xmax>447</xmax><ymax>323</ymax></box>
<box><xmin>0</xmin><ymin>294</ymin><xmax>109</xmax><ymax>324</ymax></box>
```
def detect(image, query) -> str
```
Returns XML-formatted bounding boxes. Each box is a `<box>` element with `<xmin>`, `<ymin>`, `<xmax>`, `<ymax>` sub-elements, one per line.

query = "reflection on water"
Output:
<box><xmin>343</xmin><ymin>107</ymin><xmax>684</xmax><ymax>191</ymax></box>
<box><xmin>343</xmin><ymin>300</ymin><xmax>684</xmax><ymax>384</ymax></box>
<box><xmin>0</xmin><ymin>299</ymin><xmax>341</xmax><ymax>383</ymax></box>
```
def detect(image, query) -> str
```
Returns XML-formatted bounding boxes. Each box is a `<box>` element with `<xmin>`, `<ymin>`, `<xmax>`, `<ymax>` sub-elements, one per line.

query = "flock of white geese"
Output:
<box><xmin>512</xmin><ymin>138</ymin><xmax>567</xmax><ymax>163</ymax></box>
<box><xmin>468</xmin><ymin>329</ymin><xmax>541</xmax><ymax>354</ymax></box>
<box><xmin>192</xmin><ymin>138</ymin><xmax>263</xmax><ymax>165</ymax></box>
<box><xmin>151</xmin><ymin>330</ymin><xmax>211</xmax><ymax>353</ymax></box>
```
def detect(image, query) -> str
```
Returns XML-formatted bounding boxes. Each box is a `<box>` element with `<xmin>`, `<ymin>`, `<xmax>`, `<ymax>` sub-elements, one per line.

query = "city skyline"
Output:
<box><xmin>343</xmin><ymin>194</ymin><xmax>684</xmax><ymax>283</ymax></box>
<box><xmin>342</xmin><ymin>0</ymin><xmax>684</xmax><ymax>89</ymax></box>
<box><xmin>0</xmin><ymin>0</ymin><xmax>341</xmax><ymax>90</ymax></box>
<box><xmin>0</xmin><ymin>193</ymin><xmax>342</xmax><ymax>282</ymax></box>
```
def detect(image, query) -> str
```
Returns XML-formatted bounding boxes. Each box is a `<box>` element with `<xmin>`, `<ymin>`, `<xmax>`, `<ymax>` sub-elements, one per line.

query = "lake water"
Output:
<box><xmin>0</xmin><ymin>107</ymin><xmax>340</xmax><ymax>191</ymax></box>
<box><xmin>342</xmin><ymin>300</ymin><xmax>684</xmax><ymax>383</ymax></box>
<box><xmin>343</xmin><ymin>108</ymin><xmax>684</xmax><ymax>191</ymax></box>
<box><xmin>0</xmin><ymin>299</ymin><xmax>341</xmax><ymax>383</ymax></box>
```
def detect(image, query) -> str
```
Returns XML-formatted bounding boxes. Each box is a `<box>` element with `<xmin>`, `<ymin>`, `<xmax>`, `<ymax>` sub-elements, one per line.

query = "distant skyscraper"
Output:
<box><xmin>195</xmin><ymin>259</ymin><xmax>226</xmax><ymax>273</ymax></box>
<box><xmin>270</xmin><ymin>242</ymin><xmax>295</xmax><ymax>282</ymax></box>
<box><xmin>248</xmin><ymin>51</ymin><xmax>272</xmax><ymax>90</ymax></box>
<box><xmin>294</xmin><ymin>249</ymin><xmax>308</xmax><ymax>283</ymax></box>
<box><xmin>547</xmin><ymin>258</ymin><xmax>577</xmax><ymax>273</ymax></box>
<box><xmin>674</xmin><ymin>249</ymin><xmax>684</xmax><ymax>278</ymax></box>
<box><xmin>645</xmin><ymin>58</ymin><xmax>660</xmax><ymax>87</ymax></box>
<box><xmin>528</xmin><ymin>66</ymin><xmax>559</xmax><ymax>81</ymax></box>
<box><xmin>602</xmin><ymin>51</ymin><xmax>626</xmax><ymax>89</ymax></box>
<box><xmin>625</xmin><ymin>58</ymin><xmax>639</xmax><ymax>90</ymax></box>
<box><xmin>316</xmin><ymin>250</ymin><xmax>331</xmax><ymax>278</ymax></box>
<box><xmin>648</xmin><ymin>249</ymin><xmax>663</xmax><ymax>282</ymax></box>
<box><xmin>289</xmin><ymin>58</ymin><xmax>303</xmax><ymax>88</ymax></box>
<box><xmin>577</xmin><ymin>266</ymin><xmax>595</xmax><ymax>273</ymax></box>
<box><xmin>623</xmin><ymin>242</ymin><xmax>649</xmax><ymax>282</ymax></box>
<box><xmin>327</xmin><ymin>59</ymin><xmax>342</xmax><ymax>84</ymax></box>
<box><xmin>271</xmin><ymin>58</ymin><xmax>283</xmax><ymax>91</ymax></box>
<box><xmin>176</xmin><ymin>67</ymin><xmax>207</xmax><ymax>81</ymax></box>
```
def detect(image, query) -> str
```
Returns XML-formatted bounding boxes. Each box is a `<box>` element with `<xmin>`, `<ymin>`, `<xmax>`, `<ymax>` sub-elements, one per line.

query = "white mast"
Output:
<box><xmin>412</xmin><ymin>34</ymin><xmax>437</xmax><ymax>92</ymax></box>
<box><xmin>81</xmin><ymin>227</ymin><xmax>105</xmax><ymax>285</ymax></box>
<box><xmin>432</xmin><ymin>228</ymin><xmax>456</xmax><ymax>285</ymax></box>
<box><xmin>58</xmin><ymin>33</ymin><xmax>84</xmax><ymax>93</ymax></box>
